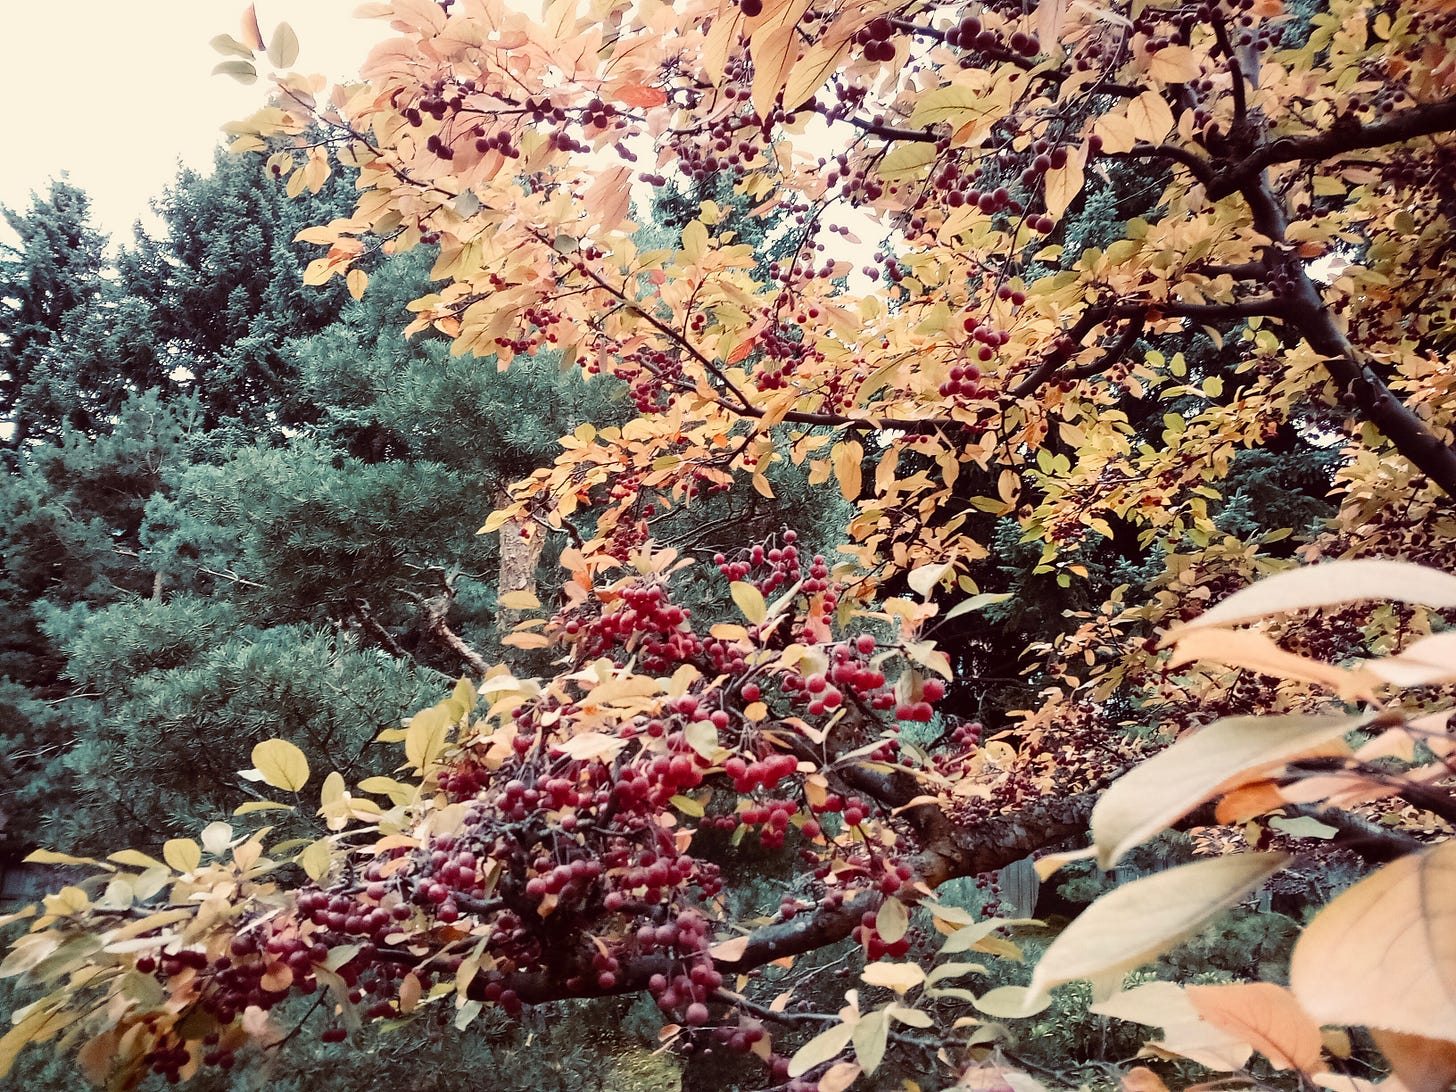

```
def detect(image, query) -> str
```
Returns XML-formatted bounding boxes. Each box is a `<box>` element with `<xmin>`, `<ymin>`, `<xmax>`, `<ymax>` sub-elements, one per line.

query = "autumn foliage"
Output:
<box><xmin>5</xmin><ymin>0</ymin><xmax>1456</xmax><ymax>1087</ymax></box>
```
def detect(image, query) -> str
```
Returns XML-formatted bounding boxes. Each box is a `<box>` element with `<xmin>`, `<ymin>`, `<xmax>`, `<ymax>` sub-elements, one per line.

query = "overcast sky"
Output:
<box><xmin>0</xmin><ymin>1</ymin><xmax>387</xmax><ymax>242</ymax></box>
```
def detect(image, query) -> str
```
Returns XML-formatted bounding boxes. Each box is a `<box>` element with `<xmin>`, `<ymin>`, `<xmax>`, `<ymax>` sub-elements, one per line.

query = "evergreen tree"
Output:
<box><xmin>0</xmin><ymin>177</ymin><xmax>107</xmax><ymax>450</ymax></box>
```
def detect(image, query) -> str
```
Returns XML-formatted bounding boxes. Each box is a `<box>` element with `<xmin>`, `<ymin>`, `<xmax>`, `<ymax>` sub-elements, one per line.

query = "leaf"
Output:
<box><xmin>818</xmin><ymin>1061</ymin><xmax>863</xmax><ymax>1092</ymax></box>
<box><xmin>200</xmin><ymin>821</ymin><xmax>234</xmax><ymax>856</ymax></box>
<box><xmin>943</xmin><ymin>592</ymin><xmax>1012</xmax><ymax>621</ymax></box>
<box><xmin>906</xmin><ymin>561</ymin><xmax>953</xmax><ymax>599</ymax></box>
<box><xmin>708</xmin><ymin>935</ymin><xmax>751</xmax><ymax>962</ymax></box>
<box><xmin>975</xmin><ymin>985</ymin><xmax>1049</xmax><ymax>1018</ymax></box>
<box><xmin>750</xmin><ymin>23</ymin><xmax>798</xmax><ymax>121</ymax></box>
<box><xmin>1167</xmin><ymin>629</ymin><xmax>1369</xmax><ymax>698</ymax></box>
<box><xmin>1185</xmin><ymin>983</ymin><xmax>1323</xmax><ymax>1072</ymax></box>
<box><xmin>1027</xmin><ymin>853</ymin><xmax>1290</xmax><ymax>1006</ymax></box>
<box><xmin>267</xmin><ymin>21</ymin><xmax>300</xmax><ymax>67</ymax></box>
<box><xmin>240</xmin><ymin>4</ymin><xmax>265</xmax><ymax>50</ymax></box>
<box><xmin>862</xmin><ymin>961</ymin><xmax>925</xmax><ymax>993</ymax></box>
<box><xmin>731</xmin><ymin>581</ymin><xmax>767</xmax><ymax>625</ymax></box>
<box><xmin>670</xmin><ymin>794</ymin><xmax>705</xmax><ymax>817</ymax></box>
<box><xmin>498</xmin><ymin>589</ymin><xmax>541</xmax><ymax>610</ymax></box>
<box><xmin>1290</xmin><ymin>840</ymin><xmax>1456</xmax><ymax>1040</ymax></box>
<box><xmin>234</xmin><ymin>801</ymin><xmax>294</xmax><ymax>816</ymax></box>
<box><xmin>788</xmin><ymin>1019</ymin><xmax>855</xmax><ymax>1077</ymax></box>
<box><xmin>212</xmin><ymin>60</ymin><xmax>258</xmax><ymax>84</ymax></box>
<box><xmin>1090</xmin><ymin>714</ymin><xmax>1366</xmax><ymax>867</ymax></box>
<box><xmin>210</xmin><ymin>33</ymin><xmax>256</xmax><ymax>58</ymax></box>
<box><xmin>1043</xmin><ymin>153</ymin><xmax>1085</xmax><ymax>221</ymax></box>
<box><xmin>1164</xmin><ymin>560</ymin><xmax>1456</xmax><ymax>639</ymax></box>
<box><xmin>852</xmin><ymin>1007</ymin><xmax>889</xmax><ymax>1074</ymax></box>
<box><xmin>783</xmin><ymin>36</ymin><xmax>853</xmax><ymax>112</ymax></box>
<box><xmin>299</xmin><ymin>837</ymin><xmax>333</xmax><ymax>882</ymax></box>
<box><xmin>346</xmin><ymin>267</ymin><xmax>368</xmax><ymax>300</ymax></box>
<box><xmin>832</xmin><ymin>440</ymin><xmax>863</xmax><ymax>501</ymax></box>
<box><xmin>876</xmin><ymin>897</ymin><xmax>909</xmax><ymax>944</ymax></box>
<box><xmin>405</xmin><ymin>705</ymin><xmax>451</xmax><ymax>770</ymax></box>
<box><xmin>1125</xmin><ymin>90</ymin><xmax>1174</xmax><ymax>145</ymax></box>
<box><xmin>558</xmin><ymin>731</ymin><xmax>631</xmax><ymax>762</ymax></box>
<box><xmin>251</xmin><ymin>738</ymin><xmax>310</xmax><ymax>792</ymax></box>
<box><xmin>1369</xmin><ymin>1030</ymin><xmax>1456</xmax><ymax>1092</ymax></box>
<box><xmin>163</xmin><ymin>838</ymin><xmax>201</xmax><ymax>873</ymax></box>
<box><xmin>107</xmin><ymin>850</ymin><xmax>166</xmax><ymax>871</ymax></box>
<box><xmin>1146</xmin><ymin>44</ymin><xmax>1202</xmax><ymax>82</ymax></box>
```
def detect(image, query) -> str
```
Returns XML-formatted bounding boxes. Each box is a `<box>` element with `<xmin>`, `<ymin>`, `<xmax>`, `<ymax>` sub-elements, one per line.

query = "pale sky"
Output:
<box><xmin>0</xmin><ymin>1</ymin><xmax>387</xmax><ymax>242</ymax></box>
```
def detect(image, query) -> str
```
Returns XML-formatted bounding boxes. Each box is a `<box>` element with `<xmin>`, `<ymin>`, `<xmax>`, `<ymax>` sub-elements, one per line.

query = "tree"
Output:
<box><xmin>0</xmin><ymin>178</ymin><xmax>107</xmax><ymax>449</ymax></box>
<box><xmin>6</xmin><ymin>1</ymin><xmax>1456</xmax><ymax>1088</ymax></box>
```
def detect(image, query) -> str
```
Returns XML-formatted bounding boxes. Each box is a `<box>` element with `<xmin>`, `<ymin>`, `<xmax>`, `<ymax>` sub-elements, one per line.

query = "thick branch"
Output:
<box><xmin>1210</xmin><ymin>96</ymin><xmax>1456</xmax><ymax>198</ymax></box>
<box><xmin>464</xmin><ymin>792</ymin><xmax>1097</xmax><ymax>1006</ymax></box>
<box><xmin>1239</xmin><ymin>176</ymin><xmax>1456</xmax><ymax>497</ymax></box>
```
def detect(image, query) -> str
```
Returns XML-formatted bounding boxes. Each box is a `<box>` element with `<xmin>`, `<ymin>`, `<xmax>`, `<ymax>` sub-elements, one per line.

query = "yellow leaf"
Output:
<box><xmin>163</xmin><ymin>838</ymin><xmax>201</xmax><ymax>873</ymax></box>
<box><xmin>1044</xmin><ymin>152</ymin><xmax>1085</xmax><ymax>221</ymax></box>
<box><xmin>1146</xmin><ymin>44</ymin><xmax>1202</xmax><ymax>82</ymax></box>
<box><xmin>750</xmin><ymin>23</ymin><xmax>798</xmax><ymax>121</ymax></box>
<box><xmin>1125</xmin><ymin>90</ymin><xmax>1174</xmax><ymax>145</ymax></box>
<box><xmin>1185</xmin><ymin>983</ymin><xmax>1323</xmax><ymax>1072</ymax></box>
<box><xmin>975</xmin><ymin>985</ymin><xmax>1049</xmax><ymax>1018</ymax></box>
<box><xmin>832</xmin><ymin>439</ymin><xmax>863</xmax><ymax>501</ymax></box>
<box><xmin>1091</xmin><ymin>714</ymin><xmax>1366</xmax><ymax>867</ymax></box>
<box><xmin>503</xmin><ymin>632</ymin><xmax>553</xmax><ymax>649</ymax></box>
<box><xmin>852</xmin><ymin>1007</ymin><xmax>890</xmax><ymax>1074</ymax></box>
<box><xmin>789</xmin><ymin>1019</ymin><xmax>854</xmax><ymax>1078</ymax></box>
<box><xmin>107</xmin><ymin>849</ymin><xmax>165</xmax><ymax>871</ymax></box>
<box><xmin>251</xmin><ymin>738</ymin><xmax>310</xmax><ymax>792</ymax></box>
<box><xmin>405</xmin><ymin>705</ymin><xmax>451</xmax><ymax>771</ymax></box>
<box><xmin>1291</xmin><ymin>840</ymin><xmax>1456</xmax><ymax>1041</ymax></box>
<box><xmin>299</xmin><ymin>837</ymin><xmax>332</xmax><ymax>882</ymax></box>
<box><xmin>818</xmin><ymin>1061</ymin><xmax>863</xmax><ymax>1092</ymax></box>
<box><xmin>346</xmin><ymin>267</ymin><xmax>368</xmax><ymax>300</ymax></box>
<box><xmin>670</xmin><ymin>794</ymin><xmax>706</xmax><ymax>817</ymax></box>
<box><xmin>783</xmin><ymin>36</ymin><xmax>852</xmax><ymax>112</ymax></box>
<box><xmin>1167</xmin><ymin>629</ymin><xmax>1371</xmax><ymax>699</ymax></box>
<box><xmin>498</xmin><ymin>589</ymin><xmax>542</xmax><ymax>610</ymax></box>
<box><xmin>731</xmin><ymin>581</ymin><xmax>767</xmax><ymax>625</ymax></box>
<box><xmin>212</xmin><ymin>60</ymin><xmax>258</xmax><ymax>84</ymax></box>
<box><xmin>1027</xmin><ymin>853</ymin><xmax>1290</xmax><ymax>1006</ymax></box>
<box><xmin>876</xmin><ymin>897</ymin><xmax>909</xmax><ymax>944</ymax></box>
<box><xmin>878</xmin><ymin>142</ymin><xmax>936</xmax><ymax>181</ymax></box>
<box><xmin>862</xmin><ymin>961</ymin><xmax>924</xmax><ymax>993</ymax></box>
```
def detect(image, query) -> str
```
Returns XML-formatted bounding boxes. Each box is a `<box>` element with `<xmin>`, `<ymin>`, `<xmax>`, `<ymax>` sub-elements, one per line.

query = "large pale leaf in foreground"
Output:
<box><xmin>1091</xmin><ymin>714</ymin><xmax>1366</xmax><ymax>867</ymax></box>
<box><xmin>1291</xmin><ymin>840</ymin><xmax>1456</xmax><ymax>1042</ymax></box>
<box><xmin>1026</xmin><ymin>853</ymin><xmax>1289</xmax><ymax>1007</ymax></box>
<box><xmin>1162</xmin><ymin>560</ymin><xmax>1456</xmax><ymax>639</ymax></box>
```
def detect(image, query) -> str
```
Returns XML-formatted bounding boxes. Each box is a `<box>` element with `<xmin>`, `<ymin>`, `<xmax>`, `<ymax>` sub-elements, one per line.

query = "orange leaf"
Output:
<box><xmin>1291</xmin><ymin>840</ymin><xmax>1456</xmax><ymax>1040</ymax></box>
<box><xmin>1186</xmin><ymin>983</ymin><xmax>1324</xmax><ymax>1072</ymax></box>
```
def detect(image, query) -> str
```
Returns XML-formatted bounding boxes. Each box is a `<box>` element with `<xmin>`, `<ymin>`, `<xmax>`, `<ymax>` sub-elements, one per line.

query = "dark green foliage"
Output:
<box><xmin>102</xmin><ymin>148</ymin><xmax>359</xmax><ymax>430</ymax></box>
<box><xmin>0</xmin><ymin>177</ymin><xmax>107</xmax><ymax>449</ymax></box>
